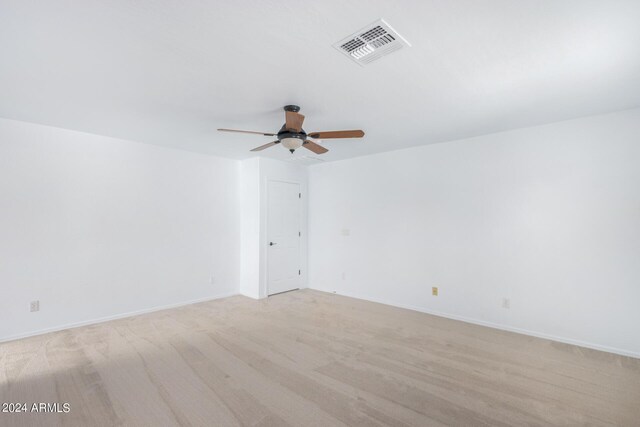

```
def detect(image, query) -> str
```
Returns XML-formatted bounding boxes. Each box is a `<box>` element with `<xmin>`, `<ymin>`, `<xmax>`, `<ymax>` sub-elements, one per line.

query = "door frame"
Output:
<box><xmin>265</xmin><ymin>178</ymin><xmax>302</xmax><ymax>296</ymax></box>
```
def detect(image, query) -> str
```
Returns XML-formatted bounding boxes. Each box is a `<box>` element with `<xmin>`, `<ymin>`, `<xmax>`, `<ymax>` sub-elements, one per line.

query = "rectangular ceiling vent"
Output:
<box><xmin>333</xmin><ymin>19</ymin><xmax>411</xmax><ymax>66</ymax></box>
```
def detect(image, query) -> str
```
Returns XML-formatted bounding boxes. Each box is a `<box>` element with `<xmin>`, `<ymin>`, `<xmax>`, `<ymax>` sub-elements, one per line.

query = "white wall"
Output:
<box><xmin>0</xmin><ymin>118</ymin><xmax>240</xmax><ymax>341</ymax></box>
<box><xmin>239</xmin><ymin>157</ymin><xmax>308</xmax><ymax>299</ymax></box>
<box><xmin>308</xmin><ymin>108</ymin><xmax>640</xmax><ymax>357</ymax></box>
<box><xmin>239</xmin><ymin>158</ymin><xmax>261</xmax><ymax>299</ymax></box>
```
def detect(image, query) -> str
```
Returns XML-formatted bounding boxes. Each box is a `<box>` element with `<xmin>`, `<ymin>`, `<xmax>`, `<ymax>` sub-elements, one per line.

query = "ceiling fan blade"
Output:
<box><xmin>250</xmin><ymin>141</ymin><xmax>279</xmax><ymax>152</ymax></box>
<box><xmin>218</xmin><ymin>128</ymin><xmax>276</xmax><ymax>136</ymax></box>
<box><xmin>307</xmin><ymin>130</ymin><xmax>364</xmax><ymax>139</ymax></box>
<box><xmin>303</xmin><ymin>140</ymin><xmax>329</xmax><ymax>154</ymax></box>
<box><xmin>285</xmin><ymin>111</ymin><xmax>305</xmax><ymax>132</ymax></box>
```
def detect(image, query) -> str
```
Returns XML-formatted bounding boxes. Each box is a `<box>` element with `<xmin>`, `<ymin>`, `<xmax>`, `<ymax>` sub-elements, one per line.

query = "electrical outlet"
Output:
<box><xmin>341</xmin><ymin>272</ymin><xmax>346</xmax><ymax>280</ymax></box>
<box><xmin>432</xmin><ymin>287</ymin><xmax>438</xmax><ymax>296</ymax></box>
<box><xmin>502</xmin><ymin>298</ymin><xmax>510</xmax><ymax>309</ymax></box>
<box><xmin>210</xmin><ymin>276</ymin><xmax>215</xmax><ymax>285</ymax></box>
<box><xmin>341</xmin><ymin>228</ymin><xmax>350</xmax><ymax>236</ymax></box>
<box><xmin>30</xmin><ymin>300</ymin><xmax>40</xmax><ymax>312</ymax></box>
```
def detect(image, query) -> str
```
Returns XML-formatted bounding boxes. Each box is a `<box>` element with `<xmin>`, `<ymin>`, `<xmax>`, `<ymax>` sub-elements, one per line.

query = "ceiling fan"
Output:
<box><xmin>218</xmin><ymin>105</ymin><xmax>365</xmax><ymax>154</ymax></box>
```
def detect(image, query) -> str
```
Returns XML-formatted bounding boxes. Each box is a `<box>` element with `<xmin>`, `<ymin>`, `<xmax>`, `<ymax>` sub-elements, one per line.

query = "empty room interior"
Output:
<box><xmin>1</xmin><ymin>1</ymin><xmax>640</xmax><ymax>426</ymax></box>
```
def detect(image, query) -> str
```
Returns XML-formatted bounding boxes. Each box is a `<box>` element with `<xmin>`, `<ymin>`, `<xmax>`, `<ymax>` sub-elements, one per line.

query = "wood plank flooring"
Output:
<box><xmin>1</xmin><ymin>289</ymin><xmax>639</xmax><ymax>426</ymax></box>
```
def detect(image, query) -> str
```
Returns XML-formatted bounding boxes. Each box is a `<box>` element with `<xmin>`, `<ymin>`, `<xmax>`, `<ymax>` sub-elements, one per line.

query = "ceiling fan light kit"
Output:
<box><xmin>218</xmin><ymin>105</ymin><xmax>365</xmax><ymax>154</ymax></box>
<box><xmin>281</xmin><ymin>137</ymin><xmax>303</xmax><ymax>152</ymax></box>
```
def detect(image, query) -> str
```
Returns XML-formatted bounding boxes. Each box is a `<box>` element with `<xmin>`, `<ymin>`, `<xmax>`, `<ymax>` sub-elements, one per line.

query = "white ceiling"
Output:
<box><xmin>1</xmin><ymin>1</ymin><xmax>639</xmax><ymax>162</ymax></box>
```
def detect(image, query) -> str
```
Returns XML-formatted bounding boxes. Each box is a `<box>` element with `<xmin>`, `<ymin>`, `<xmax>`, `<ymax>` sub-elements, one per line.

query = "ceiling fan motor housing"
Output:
<box><xmin>278</xmin><ymin>126</ymin><xmax>306</xmax><ymax>152</ymax></box>
<box><xmin>277</xmin><ymin>125</ymin><xmax>306</xmax><ymax>140</ymax></box>
<box><xmin>280</xmin><ymin>105</ymin><xmax>306</xmax><ymax>152</ymax></box>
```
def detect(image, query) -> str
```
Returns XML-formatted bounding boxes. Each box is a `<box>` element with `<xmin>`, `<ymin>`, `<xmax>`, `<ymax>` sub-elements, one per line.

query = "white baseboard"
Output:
<box><xmin>311</xmin><ymin>287</ymin><xmax>640</xmax><ymax>360</ymax></box>
<box><xmin>0</xmin><ymin>291</ymin><xmax>238</xmax><ymax>344</ymax></box>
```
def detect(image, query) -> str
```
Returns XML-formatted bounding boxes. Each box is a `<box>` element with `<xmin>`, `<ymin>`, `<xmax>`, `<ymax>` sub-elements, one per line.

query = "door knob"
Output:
<box><xmin>269</xmin><ymin>242</ymin><xmax>277</xmax><ymax>246</ymax></box>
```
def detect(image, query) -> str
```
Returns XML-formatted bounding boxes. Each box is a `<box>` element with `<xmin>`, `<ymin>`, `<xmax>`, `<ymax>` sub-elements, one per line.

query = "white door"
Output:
<box><xmin>267</xmin><ymin>180</ymin><xmax>301</xmax><ymax>295</ymax></box>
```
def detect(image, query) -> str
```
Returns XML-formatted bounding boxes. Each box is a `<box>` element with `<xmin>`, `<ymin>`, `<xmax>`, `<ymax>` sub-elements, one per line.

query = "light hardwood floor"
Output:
<box><xmin>1</xmin><ymin>289</ymin><xmax>639</xmax><ymax>426</ymax></box>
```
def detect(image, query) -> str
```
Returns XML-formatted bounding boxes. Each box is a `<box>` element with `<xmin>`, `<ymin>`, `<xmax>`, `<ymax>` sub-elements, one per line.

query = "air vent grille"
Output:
<box><xmin>360</xmin><ymin>26</ymin><xmax>386</xmax><ymax>42</ymax></box>
<box><xmin>334</xmin><ymin>19</ymin><xmax>410</xmax><ymax>66</ymax></box>
<box><xmin>341</xmin><ymin>39</ymin><xmax>365</xmax><ymax>53</ymax></box>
